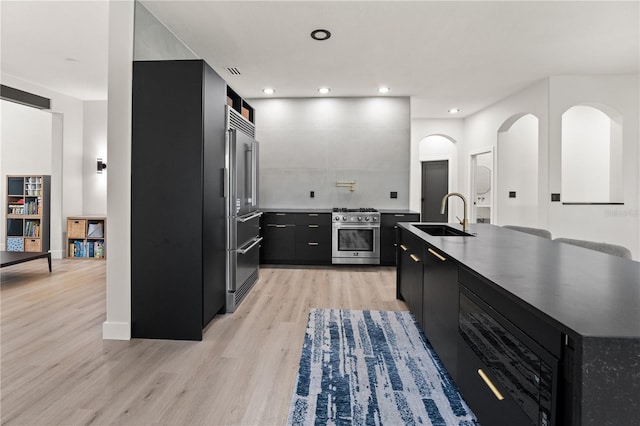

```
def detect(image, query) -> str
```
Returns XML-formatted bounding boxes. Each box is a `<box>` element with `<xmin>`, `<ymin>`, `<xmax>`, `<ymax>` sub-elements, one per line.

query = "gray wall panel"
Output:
<box><xmin>251</xmin><ymin>97</ymin><xmax>410</xmax><ymax>210</ymax></box>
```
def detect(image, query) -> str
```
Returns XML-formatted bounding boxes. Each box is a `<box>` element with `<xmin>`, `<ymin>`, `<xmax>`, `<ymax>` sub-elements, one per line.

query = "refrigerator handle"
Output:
<box><xmin>223</xmin><ymin>167</ymin><xmax>228</xmax><ymax>198</ymax></box>
<box><xmin>251</xmin><ymin>141</ymin><xmax>258</xmax><ymax>208</ymax></box>
<box><xmin>224</xmin><ymin>128</ymin><xmax>234</xmax><ymax>198</ymax></box>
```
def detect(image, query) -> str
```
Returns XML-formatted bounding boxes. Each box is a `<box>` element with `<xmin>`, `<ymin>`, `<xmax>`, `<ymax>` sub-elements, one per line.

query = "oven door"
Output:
<box><xmin>332</xmin><ymin>225</ymin><xmax>380</xmax><ymax>264</ymax></box>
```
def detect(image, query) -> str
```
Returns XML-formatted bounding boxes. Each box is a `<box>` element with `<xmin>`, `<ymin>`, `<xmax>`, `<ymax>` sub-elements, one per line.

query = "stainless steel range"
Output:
<box><xmin>332</xmin><ymin>208</ymin><xmax>381</xmax><ymax>265</ymax></box>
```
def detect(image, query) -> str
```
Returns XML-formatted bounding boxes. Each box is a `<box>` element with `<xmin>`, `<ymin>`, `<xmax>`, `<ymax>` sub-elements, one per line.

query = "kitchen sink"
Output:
<box><xmin>414</xmin><ymin>224</ymin><xmax>475</xmax><ymax>237</ymax></box>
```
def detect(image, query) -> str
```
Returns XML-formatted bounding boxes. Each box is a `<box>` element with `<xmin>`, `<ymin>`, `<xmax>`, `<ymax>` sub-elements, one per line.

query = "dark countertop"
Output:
<box><xmin>261</xmin><ymin>208</ymin><xmax>333</xmax><ymax>214</ymax></box>
<box><xmin>399</xmin><ymin>222</ymin><xmax>640</xmax><ymax>338</ymax></box>
<box><xmin>262</xmin><ymin>208</ymin><xmax>419</xmax><ymax>214</ymax></box>
<box><xmin>378</xmin><ymin>209</ymin><xmax>420</xmax><ymax>215</ymax></box>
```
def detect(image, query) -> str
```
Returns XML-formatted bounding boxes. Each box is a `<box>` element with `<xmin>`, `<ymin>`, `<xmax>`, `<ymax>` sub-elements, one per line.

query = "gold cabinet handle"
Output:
<box><xmin>400</xmin><ymin>244</ymin><xmax>408</xmax><ymax>251</ymax></box>
<box><xmin>478</xmin><ymin>369</ymin><xmax>504</xmax><ymax>401</ymax></box>
<box><xmin>410</xmin><ymin>254</ymin><xmax>420</xmax><ymax>262</ymax></box>
<box><xmin>428</xmin><ymin>248</ymin><xmax>446</xmax><ymax>261</ymax></box>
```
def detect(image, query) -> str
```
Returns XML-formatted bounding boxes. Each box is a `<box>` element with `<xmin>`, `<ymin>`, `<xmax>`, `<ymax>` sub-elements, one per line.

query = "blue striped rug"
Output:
<box><xmin>287</xmin><ymin>309</ymin><xmax>478</xmax><ymax>426</ymax></box>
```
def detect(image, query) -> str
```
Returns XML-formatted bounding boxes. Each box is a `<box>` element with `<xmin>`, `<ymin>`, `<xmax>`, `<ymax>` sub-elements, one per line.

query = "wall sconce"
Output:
<box><xmin>97</xmin><ymin>158</ymin><xmax>107</xmax><ymax>173</ymax></box>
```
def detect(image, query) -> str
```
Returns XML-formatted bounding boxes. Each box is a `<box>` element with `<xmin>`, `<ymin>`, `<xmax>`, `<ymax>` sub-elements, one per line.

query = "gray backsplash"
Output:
<box><xmin>249</xmin><ymin>97</ymin><xmax>411</xmax><ymax>210</ymax></box>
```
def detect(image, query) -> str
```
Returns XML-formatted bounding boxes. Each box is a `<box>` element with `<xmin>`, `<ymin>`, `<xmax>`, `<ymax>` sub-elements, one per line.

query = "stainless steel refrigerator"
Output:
<box><xmin>225</xmin><ymin>106</ymin><xmax>262</xmax><ymax>312</ymax></box>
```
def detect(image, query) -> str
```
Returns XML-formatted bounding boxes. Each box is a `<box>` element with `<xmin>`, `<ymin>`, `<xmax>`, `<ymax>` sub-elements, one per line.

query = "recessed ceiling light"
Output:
<box><xmin>311</xmin><ymin>29</ymin><xmax>331</xmax><ymax>41</ymax></box>
<box><xmin>377</xmin><ymin>87</ymin><xmax>390</xmax><ymax>94</ymax></box>
<box><xmin>448</xmin><ymin>108</ymin><xmax>460</xmax><ymax>114</ymax></box>
<box><xmin>262</xmin><ymin>88</ymin><xmax>275</xmax><ymax>95</ymax></box>
<box><xmin>318</xmin><ymin>87</ymin><xmax>331</xmax><ymax>94</ymax></box>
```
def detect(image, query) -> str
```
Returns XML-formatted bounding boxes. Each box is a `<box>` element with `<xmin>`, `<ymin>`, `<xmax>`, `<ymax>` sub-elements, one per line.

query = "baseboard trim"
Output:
<box><xmin>102</xmin><ymin>321</ymin><xmax>131</xmax><ymax>340</ymax></box>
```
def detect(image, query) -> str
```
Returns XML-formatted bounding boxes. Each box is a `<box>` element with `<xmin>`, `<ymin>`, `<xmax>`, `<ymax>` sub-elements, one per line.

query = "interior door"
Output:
<box><xmin>421</xmin><ymin>160</ymin><xmax>449</xmax><ymax>222</ymax></box>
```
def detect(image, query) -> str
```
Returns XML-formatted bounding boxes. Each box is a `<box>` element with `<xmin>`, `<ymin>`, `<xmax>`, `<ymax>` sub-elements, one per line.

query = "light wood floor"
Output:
<box><xmin>1</xmin><ymin>259</ymin><xmax>406</xmax><ymax>425</ymax></box>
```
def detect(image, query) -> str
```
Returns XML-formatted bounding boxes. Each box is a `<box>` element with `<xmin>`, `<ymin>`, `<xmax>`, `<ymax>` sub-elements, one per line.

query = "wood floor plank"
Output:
<box><xmin>1</xmin><ymin>260</ymin><xmax>406</xmax><ymax>425</ymax></box>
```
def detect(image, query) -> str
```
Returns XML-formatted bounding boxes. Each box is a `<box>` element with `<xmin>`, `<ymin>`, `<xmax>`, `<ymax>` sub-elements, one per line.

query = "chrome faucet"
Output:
<box><xmin>440</xmin><ymin>192</ymin><xmax>469</xmax><ymax>232</ymax></box>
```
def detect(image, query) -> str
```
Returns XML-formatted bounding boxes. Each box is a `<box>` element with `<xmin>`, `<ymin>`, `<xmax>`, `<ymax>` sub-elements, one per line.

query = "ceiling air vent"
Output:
<box><xmin>226</xmin><ymin>67</ymin><xmax>241</xmax><ymax>76</ymax></box>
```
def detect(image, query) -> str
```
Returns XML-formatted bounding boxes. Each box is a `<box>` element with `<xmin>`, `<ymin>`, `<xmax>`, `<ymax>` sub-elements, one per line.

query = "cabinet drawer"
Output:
<box><xmin>67</xmin><ymin>219</ymin><xmax>87</xmax><ymax>238</ymax></box>
<box><xmin>458</xmin><ymin>267</ymin><xmax>561</xmax><ymax>357</ymax></box>
<box><xmin>295</xmin><ymin>213</ymin><xmax>331</xmax><ymax>226</ymax></box>
<box><xmin>295</xmin><ymin>241</ymin><xmax>331</xmax><ymax>264</ymax></box>
<box><xmin>295</xmin><ymin>225</ymin><xmax>331</xmax><ymax>244</ymax></box>
<box><xmin>263</xmin><ymin>212</ymin><xmax>294</xmax><ymax>225</ymax></box>
<box><xmin>458</xmin><ymin>289</ymin><xmax>557</xmax><ymax>426</ymax></box>
<box><xmin>24</xmin><ymin>238</ymin><xmax>42</xmax><ymax>252</ymax></box>
<box><xmin>457</xmin><ymin>335</ymin><xmax>542</xmax><ymax>426</ymax></box>
<box><xmin>381</xmin><ymin>212</ymin><xmax>420</xmax><ymax>227</ymax></box>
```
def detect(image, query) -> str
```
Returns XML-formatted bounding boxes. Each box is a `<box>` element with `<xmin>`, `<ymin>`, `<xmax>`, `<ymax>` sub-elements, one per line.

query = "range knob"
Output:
<box><xmin>343</xmin><ymin>216</ymin><xmax>347</xmax><ymax>221</ymax></box>
<box><xmin>365</xmin><ymin>217</ymin><xmax>370</xmax><ymax>221</ymax></box>
<box><xmin>373</xmin><ymin>217</ymin><xmax>378</xmax><ymax>221</ymax></box>
<box><xmin>334</xmin><ymin>216</ymin><xmax>340</xmax><ymax>221</ymax></box>
<box><xmin>358</xmin><ymin>216</ymin><xmax>362</xmax><ymax>221</ymax></box>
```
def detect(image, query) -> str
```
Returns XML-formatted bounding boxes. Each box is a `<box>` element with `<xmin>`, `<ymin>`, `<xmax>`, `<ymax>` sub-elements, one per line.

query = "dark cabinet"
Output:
<box><xmin>457</xmin><ymin>287</ymin><xmax>558</xmax><ymax>426</ymax></box>
<box><xmin>261</xmin><ymin>213</ymin><xmax>295</xmax><ymax>263</ymax></box>
<box><xmin>294</xmin><ymin>213</ymin><xmax>331</xmax><ymax>264</ymax></box>
<box><xmin>397</xmin><ymin>228</ymin><xmax>424</xmax><ymax>328</ymax></box>
<box><xmin>381</xmin><ymin>212</ymin><xmax>420</xmax><ymax>265</ymax></box>
<box><xmin>422</xmin><ymin>243</ymin><xmax>459</xmax><ymax>379</ymax></box>
<box><xmin>131</xmin><ymin>60</ymin><xmax>227</xmax><ymax>340</ymax></box>
<box><xmin>260</xmin><ymin>211</ymin><xmax>331</xmax><ymax>265</ymax></box>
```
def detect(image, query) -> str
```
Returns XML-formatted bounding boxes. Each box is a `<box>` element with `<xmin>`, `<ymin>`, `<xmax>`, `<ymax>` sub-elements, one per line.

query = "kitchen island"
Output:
<box><xmin>397</xmin><ymin>222</ymin><xmax>639</xmax><ymax>426</ymax></box>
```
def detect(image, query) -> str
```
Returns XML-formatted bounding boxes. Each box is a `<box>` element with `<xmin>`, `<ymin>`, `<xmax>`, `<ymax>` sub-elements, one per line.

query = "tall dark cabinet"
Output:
<box><xmin>131</xmin><ymin>60</ymin><xmax>227</xmax><ymax>340</ymax></box>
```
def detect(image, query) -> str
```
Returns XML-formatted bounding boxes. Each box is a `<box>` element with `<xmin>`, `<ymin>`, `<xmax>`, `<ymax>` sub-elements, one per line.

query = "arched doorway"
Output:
<box><xmin>496</xmin><ymin>113</ymin><xmax>539</xmax><ymax>226</ymax></box>
<box><xmin>419</xmin><ymin>134</ymin><xmax>456</xmax><ymax>221</ymax></box>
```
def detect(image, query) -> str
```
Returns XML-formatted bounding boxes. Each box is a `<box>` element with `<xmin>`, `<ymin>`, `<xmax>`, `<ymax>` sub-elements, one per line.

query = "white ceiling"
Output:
<box><xmin>2</xmin><ymin>1</ymin><xmax>638</xmax><ymax>118</ymax></box>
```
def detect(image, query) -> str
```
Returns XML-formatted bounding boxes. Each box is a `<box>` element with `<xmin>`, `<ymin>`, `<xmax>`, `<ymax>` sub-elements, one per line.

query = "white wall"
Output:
<box><xmin>497</xmin><ymin>114</ymin><xmax>538</xmax><ymax>226</ymax></box>
<box><xmin>410</xmin><ymin>75</ymin><xmax>639</xmax><ymax>259</ymax></box>
<box><xmin>83</xmin><ymin>101</ymin><xmax>108</xmax><ymax>215</ymax></box>
<box><xmin>549</xmin><ymin>75</ymin><xmax>639</xmax><ymax>258</ymax></box>
<box><xmin>0</xmin><ymin>74</ymin><xmax>85</xmax><ymax>258</ymax></box>
<box><xmin>462</xmin><ymin>79</ymin><xmax>550</xmax><ymax>230</ymax></box>
<box><xmin>561</xmin><ymin>106</ymin><xmax>612</xmax><ymax>203</ymax></box>
<box><xmin>103</xmin><ymin>0</ymin><xmax>134</xmax><ymax>340</ymax></box>
<box><xmin>0</xmin><ymin>100</ymin><xmax>52</xmax><ymax>250</ymax></box>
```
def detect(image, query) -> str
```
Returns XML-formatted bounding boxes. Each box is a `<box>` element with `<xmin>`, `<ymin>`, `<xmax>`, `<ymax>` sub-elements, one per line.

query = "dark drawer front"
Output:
<box><xmin>381</xmin><ymin>212</ymin><xmax>420</xmax><ymax>227</ymax></box>
<box><xmin>263</xmin><ymin>212</ymin><xmax>295</xmax><ymax>225</ymax></box>
<box><xmin>295</xmin><ymin>241</ymin><xmax>331</xmax><ymax>264</ymax></box>
<box><xmin>458</xmin><ymin>267</ymin><xmax>561</xmax><ymax>358</ymax></box>
<box><xmin>295</xmin><ymin>225</ymin><xmax>331</xmax><ymax>244</ymax></box>
<box><xmin>295</xmin><ymin>213</ymin><xmax>331</xmax><ymax>227</ymax></box>
<box><xmin>458</xmin><ymin>288</ymin><xmax>557</xmax><ymax>426</ymax></box>
<box><xmin>457</xmin><ymin>335</ymin><xmax>542</xmax><ymax>426</ymax></box>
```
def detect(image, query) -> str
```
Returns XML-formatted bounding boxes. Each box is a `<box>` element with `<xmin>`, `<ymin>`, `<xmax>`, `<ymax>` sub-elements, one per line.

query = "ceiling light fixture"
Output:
<box><xmin>262</xmin><ymin>88</ymin><xmax>275</xmax><ymax>95</ymax></box>
<box><xmin>311</xmin><ymin>29</ymin><xmax>331</xmax><ymax>41</ymax></box>
<box><xmin>378</xmin><ymin>87</ymin><xmax>390</xmax><ymax>94</ymax></box>
<box><xmin>448</xmin><ymin>108</ymin><xmax>460</xmax><ymax>114</ymax></box>
<box><xmin>318</xmin><ymin>87</ymin><xmax>331</xmax><ymax>94</ymax></box>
